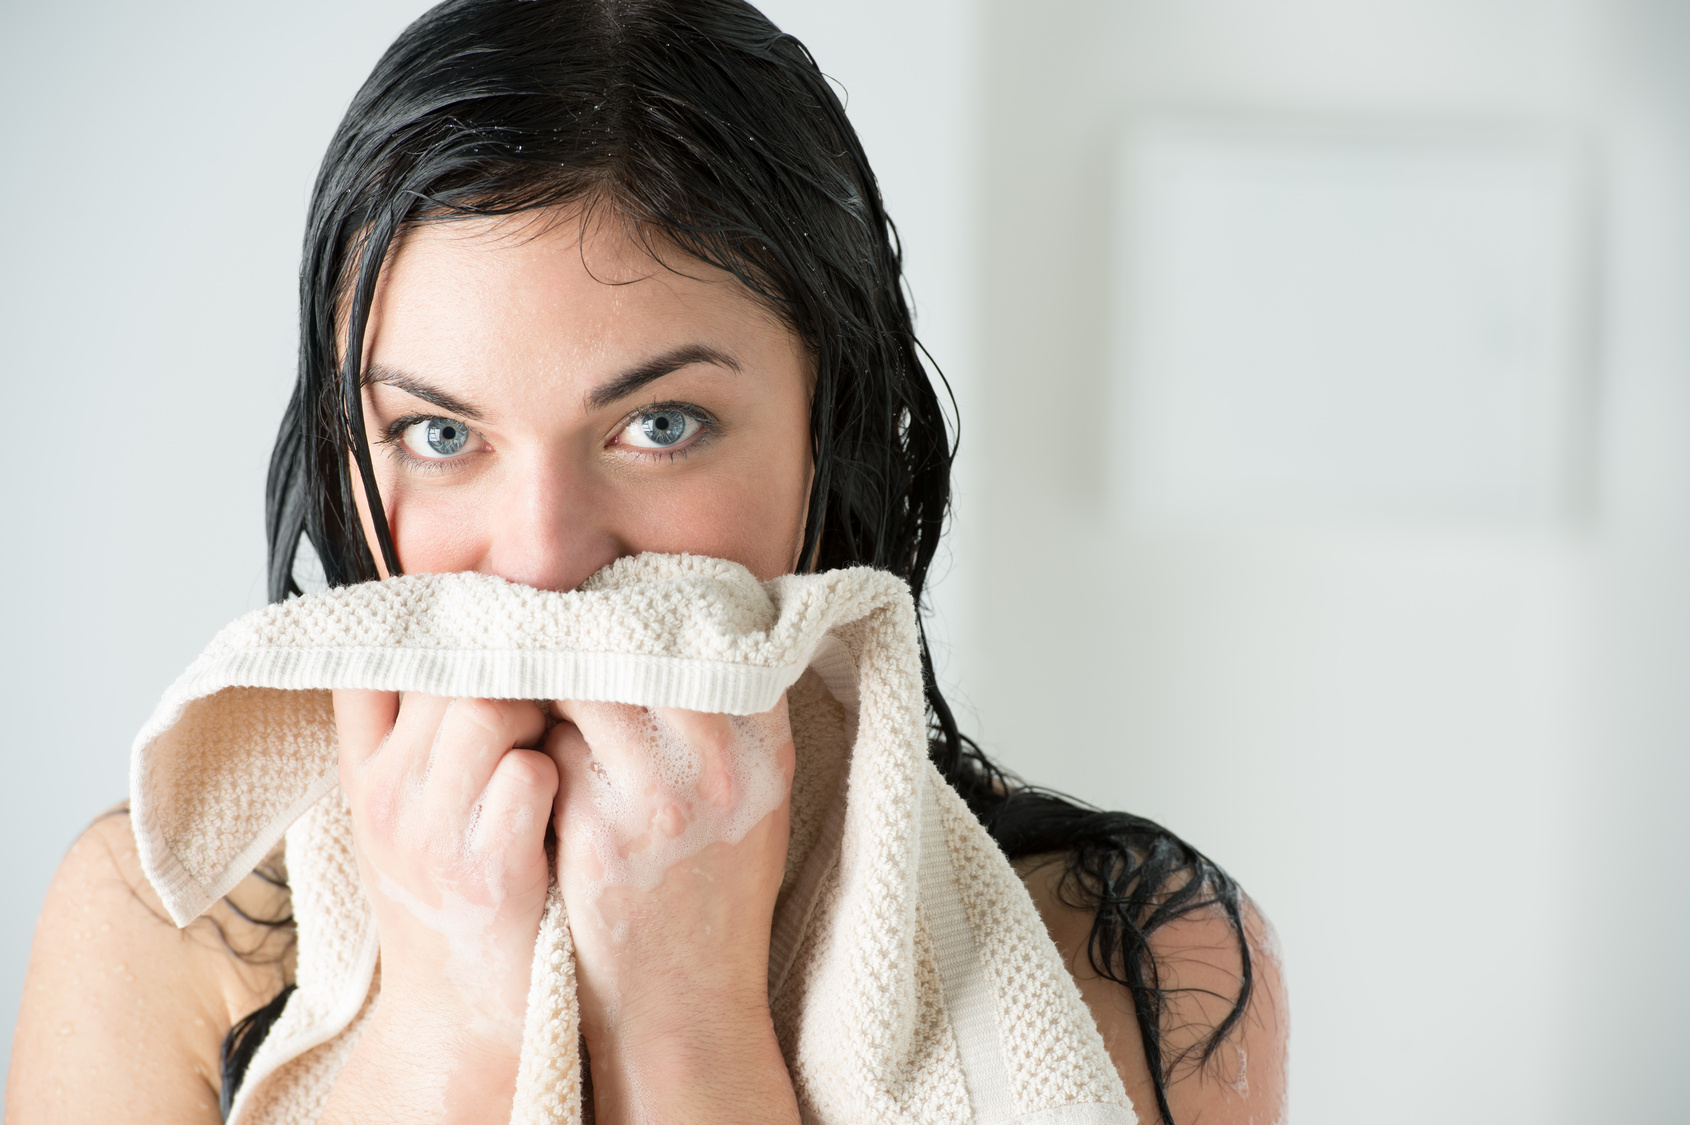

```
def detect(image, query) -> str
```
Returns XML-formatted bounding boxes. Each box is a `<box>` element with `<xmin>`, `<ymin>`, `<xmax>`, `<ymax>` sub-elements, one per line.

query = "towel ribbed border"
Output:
<box><xmin>183</xmin><ymin>645</ymin><xmax>809</xmax><ymax>714</ymax></box>
<box><xmin>132</xmin><ymin>645</ymin><xmax>819</xmax><ymax>926</ymax></box>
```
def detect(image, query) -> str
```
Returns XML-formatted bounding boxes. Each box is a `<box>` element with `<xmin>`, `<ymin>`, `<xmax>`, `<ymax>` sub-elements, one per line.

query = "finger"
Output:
<box><xmin>468</xmin><ymin>747</ymin><xmax>558</xmax><ymax>861</ymax></box>
<box><xmin>419</xmin><ymin>698</ymin><xmax>547</xmax><ymax>821</ymax></box>
<box><xmin>543</xmin><ymin>722</ymin><xmax>608</xmax><ymax>882</ymax></box>
<box><xmin>549</xmin><ymin>700</ymin><xmax>650</xmax><ymax>778</ymax></box>
<box><xmin>380</xmin><ymin>693</ymin><xmax>453</xmax><ymax>792</ymax></box>
<box><xmin>333</xmin><ymin>689</ymin><xmax>401</xmax><ymax>772</ymax></box>
<box><xmin>542</xmin><ymin>719</ymin><xmax>593</xmax><ymax>810</ymax></box>
<box><xmin>341</xmin><ymin>693</ymin><xmax>448</xmax><ymax>836</ymax></box>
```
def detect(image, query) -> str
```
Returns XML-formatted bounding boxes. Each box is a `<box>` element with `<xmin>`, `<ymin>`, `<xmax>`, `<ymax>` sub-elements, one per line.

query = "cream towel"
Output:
<box><xmin>129</xmin><ymin>554</ymin><xmax>1134</xmax><ymax>1125</ymax></box>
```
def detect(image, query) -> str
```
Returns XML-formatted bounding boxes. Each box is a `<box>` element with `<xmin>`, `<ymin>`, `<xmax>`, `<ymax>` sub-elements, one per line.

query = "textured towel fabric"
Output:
<box><xmin>129</xmin><ymin>554</ymin><xmax>1135</xmax><ymax>1125</ymax></box>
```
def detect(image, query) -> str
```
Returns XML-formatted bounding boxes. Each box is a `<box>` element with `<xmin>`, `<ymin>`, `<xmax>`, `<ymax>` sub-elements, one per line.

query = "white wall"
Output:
<box><xmin>966</xmin><ymin>1</ymin><xmax>1690</xmax><ymax>1121</ymax></box>
<box><xmin>4</xmin><ymin>2</ymin><xmax>1688</xmax><ymax>1121</ymax></box>
<box><xmin>0</xmin><ymin>0</ymin><xmax>438</xmax><ymax>1083</ymax></box>
<box><xmin>1573</xmin><ymin>3</ymin><xmax>1690</xmax><ymax>1116</ymax></box>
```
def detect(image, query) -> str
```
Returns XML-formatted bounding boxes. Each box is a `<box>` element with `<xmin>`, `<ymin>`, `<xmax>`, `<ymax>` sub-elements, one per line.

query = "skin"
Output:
<box><xmin>8</xmin><ymin>211</ymin><xmax>1286</xmax><ymax>1124</ymax></box>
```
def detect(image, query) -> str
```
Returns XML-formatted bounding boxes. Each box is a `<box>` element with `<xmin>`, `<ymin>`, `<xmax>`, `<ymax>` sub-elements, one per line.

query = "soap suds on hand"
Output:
<box><xmin>565</xmin><ymin>705</ymin><xmax>790</xmax><ymax>893</ymax></box>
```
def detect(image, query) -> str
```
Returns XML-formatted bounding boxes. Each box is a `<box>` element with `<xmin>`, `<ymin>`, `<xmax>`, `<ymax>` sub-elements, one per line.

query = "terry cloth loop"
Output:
<box><xmin>129</xmin><ymin>553</ymin><xmax>1136</xmax><ymax>1125</ymax></box>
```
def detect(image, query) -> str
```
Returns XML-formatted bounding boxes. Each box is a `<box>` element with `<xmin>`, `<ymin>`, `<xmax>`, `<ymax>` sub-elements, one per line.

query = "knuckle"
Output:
<box><xmin>462</xmin><ymin>697</ymin><xmax>543</xmax><ymax>743</ymax></box>
<box><xmin>496</xmin><ymin>748</ymin><xmax>552</xmax><ymax>789</ymax></box>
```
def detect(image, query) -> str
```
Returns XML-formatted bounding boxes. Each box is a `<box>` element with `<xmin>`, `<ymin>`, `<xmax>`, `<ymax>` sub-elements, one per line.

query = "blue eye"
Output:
<box><xmin>427</xmin><ymin>420</ymin><xmax>467</xmax><ymax>454</ymax></box>
<box><xmin>623</xmin><ymin>408</ymin><xmax>700</xmax><ymax>450</ymax></box>
<box><xmin>400</xmin><ymin>417</ymin><xmax>473</xmax><ymax>460</ymax></box>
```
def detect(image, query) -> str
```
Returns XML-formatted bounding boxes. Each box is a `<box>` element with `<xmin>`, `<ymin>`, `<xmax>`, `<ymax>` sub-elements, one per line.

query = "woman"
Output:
<box><xmin>9</xmin><ymin>1</ymin><xmax>1286</xmax><ymax>1122</ymax></box>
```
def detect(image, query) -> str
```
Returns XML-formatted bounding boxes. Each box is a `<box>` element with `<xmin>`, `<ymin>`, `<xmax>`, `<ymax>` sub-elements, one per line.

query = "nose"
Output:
<box><xmin>480</xmin><ymin>453</ymin><xmax>623</xmax><ymax>592</ymax></box>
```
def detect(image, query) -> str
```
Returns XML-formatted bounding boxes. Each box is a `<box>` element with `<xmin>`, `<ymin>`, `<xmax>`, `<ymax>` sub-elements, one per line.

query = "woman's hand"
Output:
<box><xmin>547</xmin><ymin>698</ymin><xmax>801</xmax><ymax>1125</ymax></box>
<box><xmin>320</xmin><ymin>690</ymin><xmax>557</xmax><ymax>1124</ymax></box>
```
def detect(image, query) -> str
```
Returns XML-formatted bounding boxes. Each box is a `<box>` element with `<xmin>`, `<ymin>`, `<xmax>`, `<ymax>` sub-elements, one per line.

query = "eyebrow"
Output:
<box><xmin>584</xmin><ymin>345</ymin><xmax>741</xmax><ymax>411</ymax></box>
<box><xmin>364</xmin><ymin>363</ymin><xmax>486</xmax><ymax>421</ymax></box>
<box><xmin>363</xmin><ymin>345</ymin><xmax>741</xmax><ymax>421</ymax></box>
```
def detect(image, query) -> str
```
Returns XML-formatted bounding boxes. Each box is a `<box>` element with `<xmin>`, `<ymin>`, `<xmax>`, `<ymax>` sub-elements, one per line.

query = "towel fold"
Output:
<box><xmin>130</xmin><ymin>553</ymin><xmax>1134</xmax><ymax>1125</ymax></box>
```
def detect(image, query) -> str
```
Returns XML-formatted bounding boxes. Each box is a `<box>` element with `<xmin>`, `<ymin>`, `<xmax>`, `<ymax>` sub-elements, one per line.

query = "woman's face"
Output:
<box><xmin>353</xmin><ymin>211</ymin><xmax>813</xmax><ymax>591</ymax></box>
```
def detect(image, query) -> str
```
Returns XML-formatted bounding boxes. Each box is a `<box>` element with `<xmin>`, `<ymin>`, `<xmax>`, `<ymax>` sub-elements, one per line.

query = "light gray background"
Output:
<box><xmin>4</xmin><ymin>2</ymin><xmax>1688</xmax><ymax>1122</ymax></box>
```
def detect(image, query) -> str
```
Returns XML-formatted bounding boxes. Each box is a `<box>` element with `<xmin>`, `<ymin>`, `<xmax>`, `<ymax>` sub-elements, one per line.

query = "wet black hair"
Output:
<box><xmin>259</xmin><ymin>2</ymin><xmax>1252</xmax><ymax>1122</ymax></box>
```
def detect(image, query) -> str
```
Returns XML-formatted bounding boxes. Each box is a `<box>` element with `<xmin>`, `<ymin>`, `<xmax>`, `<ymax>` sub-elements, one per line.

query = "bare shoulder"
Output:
<box><xmin>1017</xmin><ymin>853</ymin><xmax>1288</xmax><ymax>1125</ymax></box>
<box><xmin>7</xmin><ymin>806</ymin><xmax>295</xmax><ymax>1124</ymax></box>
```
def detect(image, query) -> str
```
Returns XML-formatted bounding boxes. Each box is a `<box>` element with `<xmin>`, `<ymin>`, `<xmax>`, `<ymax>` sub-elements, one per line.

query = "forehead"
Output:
<box><xmin>364</xmin><ymin>210</ymin><xmax>787</xmax><ymax>387</ymax></box>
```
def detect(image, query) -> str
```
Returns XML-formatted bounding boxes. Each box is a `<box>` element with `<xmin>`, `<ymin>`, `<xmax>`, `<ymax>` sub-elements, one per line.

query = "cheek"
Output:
<box><xmin>621</xmin><ymin>441</ymin><xmax>811</xmax><ymax>580</ymax></box>
<box><xmin>381</xmin><ymin>473</ymin><xmax>498</xmax><ymax>576</ymax></box>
